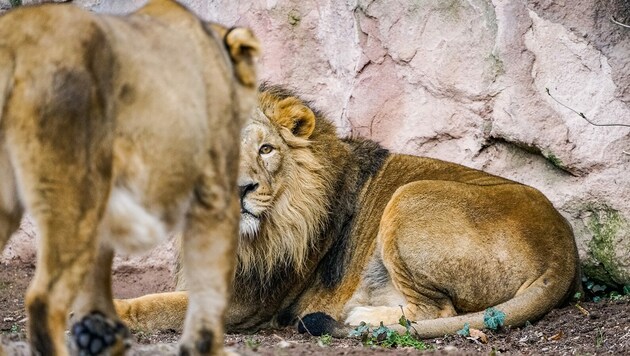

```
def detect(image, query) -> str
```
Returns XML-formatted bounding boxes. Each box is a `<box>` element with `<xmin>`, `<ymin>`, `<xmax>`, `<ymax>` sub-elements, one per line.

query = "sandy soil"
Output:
<box><xmin>1</xmin><ymin>264</ymin><xmax>629</xmax><ymax>355</ymax></box>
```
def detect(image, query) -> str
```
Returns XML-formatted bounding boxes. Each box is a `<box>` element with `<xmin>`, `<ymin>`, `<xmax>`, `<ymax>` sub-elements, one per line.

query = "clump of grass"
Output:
<box><xmin>318</xmin><ymin>333</ymin><xmax>332</xmax><ymax>346</ymax></box>
<box><xmin>244</xmin><ymin>337</ymin><xmax>261</xmax><ymax>351</ymax></box>
<box><xmin>349</xmin><ymin>314</ymin><xmax>432</xmax><ymax>350</ymax></box>
<box><xmin>483</xmin><ymin>307</ymin><xmax>506</xmax><ymax>330</ymax></box>
<box><xmin>456</xmin><ymin>322</ymin><xmax>470</xmax><ymax>336</ymax></box>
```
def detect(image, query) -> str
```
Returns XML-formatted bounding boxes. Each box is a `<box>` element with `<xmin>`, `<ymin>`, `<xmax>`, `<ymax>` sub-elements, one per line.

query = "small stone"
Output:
<box><xmin>443</xmin><ymin>345</ymin><xmax>458</xmax><ymax>352</ymax></box>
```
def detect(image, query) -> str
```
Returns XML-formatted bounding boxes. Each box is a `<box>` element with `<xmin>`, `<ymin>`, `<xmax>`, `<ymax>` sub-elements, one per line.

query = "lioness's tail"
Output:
<box><xmin>300</xmin><ymin>269</ymin><xmax>579</xmax><ymax>339</ymax></box>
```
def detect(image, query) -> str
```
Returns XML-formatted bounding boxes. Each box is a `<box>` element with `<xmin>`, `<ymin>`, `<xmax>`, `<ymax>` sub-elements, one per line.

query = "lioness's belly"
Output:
<box><xmin>102</xmin><ymin>187</ymin><xmax>187</xmax><ymax>254</ymax></box>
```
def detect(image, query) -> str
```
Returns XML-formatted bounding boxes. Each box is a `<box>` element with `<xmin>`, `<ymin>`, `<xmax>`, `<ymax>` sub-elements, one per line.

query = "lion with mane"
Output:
<box><xmin>115</xmin><ymin>84</ymin><xmax>581</xmax><ymax>338</ymax></box>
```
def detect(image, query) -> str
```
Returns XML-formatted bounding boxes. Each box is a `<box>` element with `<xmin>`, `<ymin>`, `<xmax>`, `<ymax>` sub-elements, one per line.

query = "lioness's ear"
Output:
<box><xmin>224</xmin><ymin>27</ymin><xmax>261</xmax><ymax>88</ymax></box>
<box><xmin>207</xmin><ymin>23</ymin><xmax>261</xmax><ymax>87</ymax></box>
<box><xmin>274</xmin><ymin>97</ymin><xmax>316</xmax><ymax>139</ymax></box>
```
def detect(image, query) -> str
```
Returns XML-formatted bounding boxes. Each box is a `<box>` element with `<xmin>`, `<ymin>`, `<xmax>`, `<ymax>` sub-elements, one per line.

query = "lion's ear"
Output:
<box><xmin>209</xmin><ymin>24</ymin><xmax>261</xmax><ymax>88</ymax></box>
<box><xmin>274</xmin><ymin>97</ymin><xmax>316</xmax><ymax>139</ymax></box>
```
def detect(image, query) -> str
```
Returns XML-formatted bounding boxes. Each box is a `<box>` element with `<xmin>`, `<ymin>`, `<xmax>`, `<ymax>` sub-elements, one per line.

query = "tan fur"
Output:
<box><xmin>115</xmin><ymin>85</ymin><xmax>580</xmax><ymax>340</ymax></box>
<box><xmin>0</xmin><ymin>1</ymin><xmax>259</xmax><ymax>355</ymax></box>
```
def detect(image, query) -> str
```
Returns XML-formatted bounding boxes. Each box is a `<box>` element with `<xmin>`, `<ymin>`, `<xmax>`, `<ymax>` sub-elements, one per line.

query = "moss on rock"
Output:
<box><xmin>583</xmin><ymin>205</ymin><xmax>630</xmax><ymax>285</ymax></box>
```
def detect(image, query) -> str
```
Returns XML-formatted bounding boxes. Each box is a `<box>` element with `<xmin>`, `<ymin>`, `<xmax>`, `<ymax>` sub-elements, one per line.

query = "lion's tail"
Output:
<box><xmin>408</xmin><ymin>270</ymin><xmax>575</xmax><ymax>338</ymax></box>
<box><xmin>0</xmin><ymin>49</ymin><xmax>14</xmax><ymax>127</ymax></box>
<box><xmin>299</xmin><ymin>269</ymin><xmax>578</xmax><ymax>339</ymax></box>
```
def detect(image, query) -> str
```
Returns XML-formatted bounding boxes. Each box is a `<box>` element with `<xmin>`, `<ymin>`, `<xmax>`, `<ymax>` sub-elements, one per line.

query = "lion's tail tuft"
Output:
<box><xmin>297</xmin><ymin>312</ymin><xmax>347</xmax><ymax>337</ymax></box>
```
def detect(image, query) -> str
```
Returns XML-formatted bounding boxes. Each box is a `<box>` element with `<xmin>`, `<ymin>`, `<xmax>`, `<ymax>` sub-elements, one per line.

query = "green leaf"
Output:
<box><xmin>373</xmin><ymin>322</ymin><xmax>390</xmax><ymax>342</ymax></box>
<box><xmin>318</xmin><ymin>334</ymin><xmax>332</xmax><ymax>346</ymax></box>
<box><xmin>398</xmin><ymin>314</ymin><xmax>411</xmax><ymax>332</ymax></box>
<box><xmin>623</xmin><ymin>285</ymin><xmax>630</xmax><ymax>295</ymax></box>
<box><xmin>483</xmin><ymin>307</ymin><xmax>506</xmax><ymax>330</ymax></box>
<box><xmin>456</xmin><ymin>323</ymin><xmax>470</xmax><ymax>337</ymax></box>
<box><xmin>349</xmin><ymin>321</ymin><xmax>370</xmax><ymax>338</ymax></box>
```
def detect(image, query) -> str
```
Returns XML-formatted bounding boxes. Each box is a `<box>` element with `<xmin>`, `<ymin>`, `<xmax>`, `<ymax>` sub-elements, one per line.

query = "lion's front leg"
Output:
<box><xmin>114</xmin><ymin>291</ymin><xmax>189</xmax><ymax>332</ymax></box>
<box><xmin>178</xmin><ymin>180</ymin><xmax>239</xmax><ymax>356</ymax></box>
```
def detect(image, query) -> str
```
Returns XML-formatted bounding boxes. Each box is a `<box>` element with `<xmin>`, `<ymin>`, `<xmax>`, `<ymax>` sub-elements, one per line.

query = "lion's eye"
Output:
<box><xmin>259</xmin><ymin>144</ymin><xmax>274</xmax><ymax>155</ymax></box>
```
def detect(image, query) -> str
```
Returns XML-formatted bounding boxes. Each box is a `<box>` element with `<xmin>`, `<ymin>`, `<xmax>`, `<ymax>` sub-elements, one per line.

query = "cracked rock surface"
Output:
<box><xmin>2</xmin><ymin>0</ymin><xmax>629</xmax><ymax>284</ymax></box>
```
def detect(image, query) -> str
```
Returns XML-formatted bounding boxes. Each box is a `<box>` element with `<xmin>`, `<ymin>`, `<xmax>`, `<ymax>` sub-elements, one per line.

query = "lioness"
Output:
<box><xmin>115</xmin><ymin>85</ymin><xmax>581</xmax><ymax>338</ymax></box>
<box><xmin>0</xmin><ymin>1</ymin><xmax>259</xmax><ymax>355</ymax></box>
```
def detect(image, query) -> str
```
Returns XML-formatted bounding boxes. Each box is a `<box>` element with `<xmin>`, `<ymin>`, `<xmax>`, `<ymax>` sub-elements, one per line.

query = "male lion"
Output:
<box><xmin>115</xmin><ymin>85</ymin><xmax>581</xmax><ymax>339</ymax></box>
<box><xmin>0</xmin><ymin>1</ymin><xmax>259</xmax><ymax>355</ymax></box>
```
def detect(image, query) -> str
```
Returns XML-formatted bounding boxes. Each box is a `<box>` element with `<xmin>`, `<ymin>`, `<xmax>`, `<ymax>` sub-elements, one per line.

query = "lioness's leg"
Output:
<box><xmin>0</xmin><ymin>143</ymin><xmax>22</xmax><ymax>251</ymax></box>
<box><xmin>23</xmin><ymin>195</ymin><xmax>104</xmax><ymax>355</ymax></box>
<box><xmin>5</xmin><ymin>62</ymin><xmax>114</xmax><ymax>355</ymax></box>
<box><xmin>72</xmin><ymin>245</ymin><xmax>130</xmax><ymax>355</ymax></box>
<box><xmin>178</xmin><ymin>179</ymin><xmax>238</xmax><ymax>356</ymax></box>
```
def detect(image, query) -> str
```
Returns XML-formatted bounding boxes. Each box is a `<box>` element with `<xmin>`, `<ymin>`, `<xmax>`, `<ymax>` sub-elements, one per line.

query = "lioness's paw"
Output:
<box><xmin>179</xmin><ymin>328</ymin><xmax>230</xmax><ymax>356</ymax></box>
<box><xmin>71</xmin><ymin>311</ymin><xmax>130</xmax><ymax>356</ymax></box>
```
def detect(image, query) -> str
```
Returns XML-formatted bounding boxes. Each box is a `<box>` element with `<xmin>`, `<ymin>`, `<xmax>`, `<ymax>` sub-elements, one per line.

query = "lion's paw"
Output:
<box><xmin>71</xmin><ymin>311</ymin><xmax>130</xmax><ymax>356</ymax></box>
<box><xmin>344</xmin><ymin>306</ymin><xmax>400</xmax><ymax>326</ymax></box>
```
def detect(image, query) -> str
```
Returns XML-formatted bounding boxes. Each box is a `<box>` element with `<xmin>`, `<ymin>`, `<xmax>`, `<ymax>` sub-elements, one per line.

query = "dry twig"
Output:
<box><xmin>611</xmin><ymin>16</ymin><xmax>630</xmax><ymax>29</ymax></box>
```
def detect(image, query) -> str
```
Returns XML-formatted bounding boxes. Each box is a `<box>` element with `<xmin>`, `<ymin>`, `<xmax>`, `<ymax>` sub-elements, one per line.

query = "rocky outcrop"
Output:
<box><xmin>2</xmin><ymin>0</ymin><xmax>629</xmax><ymax>286</ymax></box>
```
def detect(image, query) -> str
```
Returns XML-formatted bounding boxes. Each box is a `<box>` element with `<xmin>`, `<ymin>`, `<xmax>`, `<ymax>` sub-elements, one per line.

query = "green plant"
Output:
<box><xmin>595</xmin><ymin>327</ymin><xmax>604</xmax><ymax>347</ymax></box>
<box><xmin>10</xmin><ymin>324</ymin><xmax>19</xmax><ymax>333</ymax></box>
<box><xmin>244</xmin><ymin>337</ymin><xmax>260</xmax><ymax>351</ymax></box>
<box><xmin>543</xmin><ymin>151</ymin><xmax>564</xmax><ymax>170</ymax></box>
<box><xmin>318</xmin><ymin>334</ymin><xmax>332</xmax><ymax>346</ymax></box>
<box><xmin>287</xmin><ymin>9</ymin><xmax>301</xmax><ymax>26</ymax></box>
<box><xmin>456</xmin><ymin>323</ymin><xmax>470</xmax><ymax>337</ymax></box>
<box><xmin>349</xmin><ymin>319</ymin><xmax>431</xmax><ymax>350</ymax></box>
<box><xmin>9</xmin><ymin>0</ymin><xmax>21</xmax><ymax>7</ymax></box>
<box><xmin>581</xmin><ymin>275</ymin><xmax>630</xmax><ymax>302</ymax></box>
<box><xmin>483</xmin><ymin>307</ymin><xmax>506</xmax><ymax>330</ymax></box>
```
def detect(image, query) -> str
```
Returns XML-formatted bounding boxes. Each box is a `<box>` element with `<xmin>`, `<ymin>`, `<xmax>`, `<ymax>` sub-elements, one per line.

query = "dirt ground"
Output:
<box><xmin>1</xmin><ymin>264</ymin><xmax>629</xmax><ymax>355</ymax></box>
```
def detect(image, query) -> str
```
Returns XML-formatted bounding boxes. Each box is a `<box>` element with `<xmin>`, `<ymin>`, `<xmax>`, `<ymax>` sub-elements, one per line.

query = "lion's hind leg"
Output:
<box><xmin>340</xmin><ymin>181</ymin><xmax>484</xmax><ymax>338</ymax></box>
<box><xmin>342</xmin><ymin>254</ymin><xmax>456</xmax><ymax>331</ymax></box>
<box><xmin>372</xmin><ymin>180</ymin><xmax>577</xmax><ymax>338</ymax></box>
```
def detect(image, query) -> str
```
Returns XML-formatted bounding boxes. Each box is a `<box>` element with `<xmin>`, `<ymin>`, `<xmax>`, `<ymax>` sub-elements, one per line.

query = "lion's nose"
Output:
<box><xmin>239</xmin><ymin>183</ymin><xmax>259</xmax><ymax>199</ymax></box>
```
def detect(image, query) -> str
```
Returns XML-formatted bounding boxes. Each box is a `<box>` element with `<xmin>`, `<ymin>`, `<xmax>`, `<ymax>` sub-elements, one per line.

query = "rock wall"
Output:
<box><xmin>2</xmin><ymin>0</ymin><xmax>629</xmax><ymax>286</ymax></box>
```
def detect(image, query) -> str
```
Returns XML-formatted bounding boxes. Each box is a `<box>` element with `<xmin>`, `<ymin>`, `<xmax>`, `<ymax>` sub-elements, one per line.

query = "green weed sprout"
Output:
<box><xmin>483</xmin><ymin>308</ymin><xmax>506</xmax><ymax>330</ymax></box>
